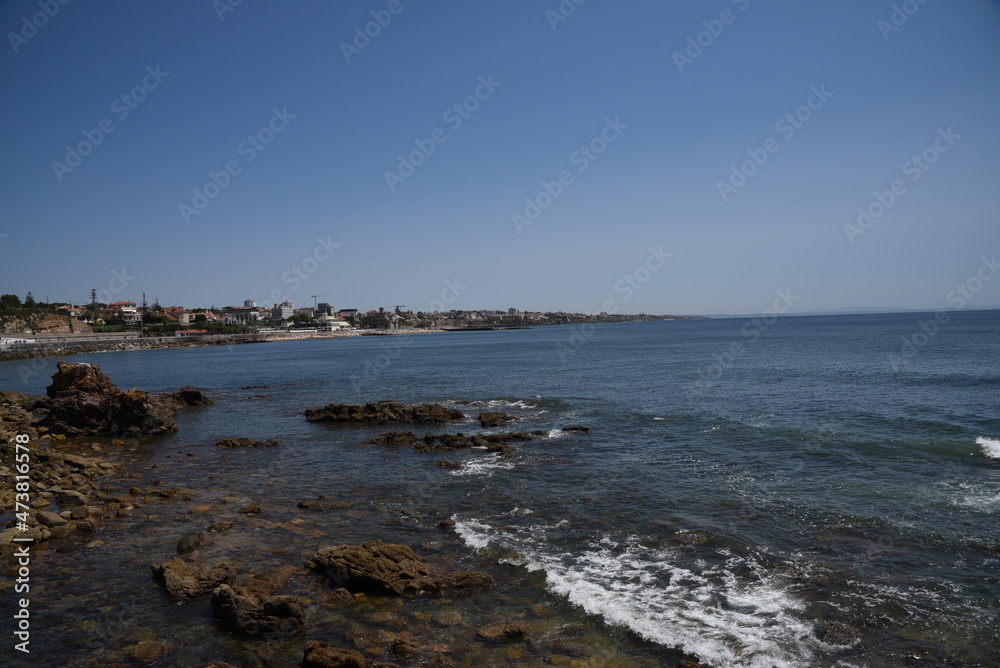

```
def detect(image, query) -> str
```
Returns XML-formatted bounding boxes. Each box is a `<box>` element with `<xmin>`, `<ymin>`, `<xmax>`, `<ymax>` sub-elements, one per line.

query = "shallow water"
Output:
<box><xmin>3</xmin><ymin>311</ymin><xmax>999</xmax><ymax>666</ymax></box>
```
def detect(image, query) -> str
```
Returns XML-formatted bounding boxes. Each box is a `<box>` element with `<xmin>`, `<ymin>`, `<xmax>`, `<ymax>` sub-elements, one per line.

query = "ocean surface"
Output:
<box><xmin>3</xmin><ymin>310</ymin><xmax>999</xmax><ymax>667</ymax></box>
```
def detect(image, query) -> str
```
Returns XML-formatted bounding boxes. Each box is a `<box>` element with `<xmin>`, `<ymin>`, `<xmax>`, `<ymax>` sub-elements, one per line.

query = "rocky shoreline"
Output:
<box><xmin>0</xmin><ymin>362</ymin><xmax>705</xmax><ymax>667</ymax></box>
<box><xmin>0</xmin><ymin>334</ymin><xmax>269</xmax><ymax>363</ymax></box>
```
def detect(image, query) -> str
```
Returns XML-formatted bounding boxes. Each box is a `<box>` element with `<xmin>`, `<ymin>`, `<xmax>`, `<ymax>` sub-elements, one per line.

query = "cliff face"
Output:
<box><xmin>0</xmin><ymin>314</ymin><xmax>93</xmax><ymax>334</ymax></box>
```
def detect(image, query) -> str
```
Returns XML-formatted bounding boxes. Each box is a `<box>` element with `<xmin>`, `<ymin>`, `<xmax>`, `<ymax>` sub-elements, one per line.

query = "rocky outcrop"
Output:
<box><xmin>38</xmin><ymin>362</ymin><xmax>178</xmax><ymax>437</ymax></box>
<box><xmin>150</xmin><ymin>557</ymin><xmax>236</xmax><ymax>601</ymax></box>
<box><xmin>304</xmin><ymin>401</ymin><xmax>463</xmax><ymax>424</ymax></box>
<box><xmin>365</xmin><ymin>430</ymin><xmax>536</xmax><ymax>456</ymax></box>
<box><xmin>562</xmin><ymin>425</ymin><xmax>590</xmax><ymax>433</ymax></box>
<box><xmin>215</xmin><ymin>437</ymin><xmax>281</xmax><ymax>448</ymax></box>
<box><xmin>302</xmin><ymin>641</ymin><xmax>370</xmax><ymax>668</ymax></box>
<box><xmin>241</xmin><ymin>565</ymin><xmax>298</xmax><ymax>595</ymax></box>
<box><xmin>158</xmin><ymin>385</ymin><xmax>213</xmax><ymax>408</ymax></box>
<box><xmin>306</xmin><ymin>540</ymin><xmax>492</xmax><ymax>596</ymax></box>
<box><xmin>211</xmin><ymin>584</ymin><xmax>306</xmax><ymax>636</ymax></box>
<box><xmin>297</xmin><ymin>497</ymin><xmax>352</xmax><ymax>511</ymax></box>
<box><xmin>478</xmin><ymin>411</ymin><xmax>516</xmax><ymax>428</ymax></box>
<box><xmin>177</xmin><ymin>531</ymin><xmax>215</xmax><ymax>554</ymax></box>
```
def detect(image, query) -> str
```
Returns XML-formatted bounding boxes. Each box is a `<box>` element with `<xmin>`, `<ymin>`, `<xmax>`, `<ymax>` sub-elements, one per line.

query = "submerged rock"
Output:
<box><xmin>125</xmin><ymin>639</ymin><xmax>170</xmax><ymax>663</ymax></box>
<box><xmin>211</xmin><ymin>584</ymin><xmax>306</xmax><ymax>636</ymax></box>
<box><xmin>177</xmin><ymin>531</ymin><xmax>215</xmax><ymax>554</ymax></box>
<box><xmin>365</xmin><ymin>430</ymin><xmax>537</xmax><ymax>456</ymax></box>
<box><xmin>561</xmin><ymin>425</ymin><xmax>590</xmax><ymax>433</ymax></box>
<box><xmin>241</xmin><ymin>564</ymin><xmax>298</xmax><ymax>595</ymax></box>
<box><xmin>215</xmin><ymin>437</ymin><xmax>281</xmax><ymax>448</ymax></box>
<box><xmin>297</xmin><ymin>498</ymin><xmax>352</xmax><ymax>511</ymax></box>
<box><xmin>151</xmin><ymin>557</ymin><xmax>236</xmax><ymax>601</ymax></box>
<box><xmin>304</xmin><ymin>401</ymin><xmax>464</xmax><ymax>424</ymax></box>
<box><xmin>477</xmin><ymin>620</ymin><xmax>528</xmax><ymax>641</ymax></box>
<box><xmin>302</xmin><ymin>641</ymin><xmax>370</xmax><ymax>668</ymax></box>
<box><xmin>364</xmin><ymin>431</ymin><xmax>418</xmax><ymax>446</ymax></box>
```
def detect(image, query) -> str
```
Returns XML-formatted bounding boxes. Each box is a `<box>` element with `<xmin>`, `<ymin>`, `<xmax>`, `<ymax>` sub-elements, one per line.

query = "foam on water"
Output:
<box><xmin>454</xmin><ymin>519</ymin><xmax>823</xmax><ymax>668</ymax></box>
<box><xmin>450</xmin><ymin>453</ymin><xmax>514</xmax><ymax>477</ymax></box>
<box><xmin>976</xmin><ymin>436</ymin><xmax>1000</xmax><ymax>459</ymax></box>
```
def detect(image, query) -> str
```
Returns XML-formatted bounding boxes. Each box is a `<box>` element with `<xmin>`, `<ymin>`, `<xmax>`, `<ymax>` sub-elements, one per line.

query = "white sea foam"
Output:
<box><xmin>485</xmin><ymin>398</ymin><xmax>536</xmax><ymax>409</ymax></box>
<box><xmin>976</xmin><ymin>437</ymin><xmax>1000</xmax><ymax>459</ymax></box>
<box><xmin>454</xmin><ymin>519</ymin><xmax>822</xmax><ymax>668</ymax></box>
<box><xmin>450</xmin><ymin>453</ymin><xmax>514</xmax><ymax>477</ymax></box>
<box><xmin>547</xmin><ymin>428</ymin><xmax>567</xmax><ymax>439</ymax></box>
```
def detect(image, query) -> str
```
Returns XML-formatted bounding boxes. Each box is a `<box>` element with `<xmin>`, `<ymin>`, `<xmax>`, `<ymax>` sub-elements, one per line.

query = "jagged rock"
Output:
<box><xmin>150</xmin><ymin>557</ymin><xmax>236</xmax><ymax>601</ymax></box>
<box><xmin>306</xmin><ymin>540</ymin><xmax>433</xmax><ymax>595</ymax></box>
<box><xmin>158</xmin><ymin>385</ymin><xmax>213</xmax><ymax>408</ymax></box>
<box><xmin>477</xmin><ymin>619</ymin><xmax>528</xmax><ymax>641</ymax></box>
<box><xmin>304</xmin><ymin>401</ymin><xmax>464</xmax><ymax>424</ymax></box>
<box><xmin>437</xmin><ymin>460</ymin><xmax>461</xmax><ymax>469</ymax></box>
<box><xmin>302</xmin><ymin>641</ymin><xmax>370</xmax><ymax>668</ymax></box>
<box><xmin>215</xmin><ymin>437</ymin><xmax>281</xmax><ymax>447</ymax></box>
<box><xmin>208</xmin><ymin>521</ymin><xmax>234</xmax><ymax>533</ymax></box>
<box><xmin>306</xmin><ymin>540</ymin><xmax>492</xmax><ymax>596</ymax></box>
<box><xmin>39</xmin><ymin>362</ymin><xmax>177</xmax><ymax>437</ymax></box>
<box><xmin>479</xmin><ymin>411</ymin><xmax>516</xmax><ymax>428</ymax></box>
<box><xmin>46</xmin><ymin>361</ymin><xmax>118</xmax><ymax>397</ymax></box>
<box><xmin>241</xmin><ymin>565</ymin><xmax>298</xmax><ymax>595</ymax></box>
<box><xmin>211</xmin><ymin>584</ymin><xmax>305</xmax><ymax>636</ymax></box>
<box><xmin>364</xmin><ymin>431</ymin><xmax>417</xmax><ymax>446</ymax></box>
<box><xmin>239</xmin><ymin>502</ymin><xmax>261</xmax><ymax>514</ymax></box>
<box><xmin>177</xmin><ymin>531</ymin><xmax>215</xmax><ymax>554</ymax></box>
<box><xmin>438</xmin><ymin>519</ymin><xmax>456</xmax><ymax>530</ymax></box>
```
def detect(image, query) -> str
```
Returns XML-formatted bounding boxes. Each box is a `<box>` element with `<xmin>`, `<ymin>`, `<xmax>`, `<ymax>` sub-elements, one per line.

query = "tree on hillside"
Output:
<box><xmin>1</xmin><ymin>294</ymin><xmax>21</xmax><ymax>310</ymax></box>
<box><xmin>24</xmin><ymin>292</ymin><xmax>35</xmax><ymax>307</ymax></box>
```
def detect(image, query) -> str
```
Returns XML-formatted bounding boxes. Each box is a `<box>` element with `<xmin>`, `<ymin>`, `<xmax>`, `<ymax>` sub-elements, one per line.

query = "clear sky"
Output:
<box><xmin>1</xmin><ymin>0</ymin><xmax>998</xmax><ymax>315</ymax></box>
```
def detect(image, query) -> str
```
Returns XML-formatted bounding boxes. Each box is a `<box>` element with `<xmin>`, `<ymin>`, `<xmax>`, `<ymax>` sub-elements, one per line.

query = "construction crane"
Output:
<box><xmin>395</xmin><ymin>304</ymin><xmax>406</xmax><ymax>314</ymax></box>
<box><xmin>311</xmin><ymin>294</ymin><xmax>330</xmax><ymax>309</ymax></box>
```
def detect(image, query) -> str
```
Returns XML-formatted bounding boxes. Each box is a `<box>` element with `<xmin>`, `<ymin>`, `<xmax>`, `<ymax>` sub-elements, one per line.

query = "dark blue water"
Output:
<box><xmin>4</xmin><ymin>311</ymin><xmax>999</xmax><ymax>667</ymax></box>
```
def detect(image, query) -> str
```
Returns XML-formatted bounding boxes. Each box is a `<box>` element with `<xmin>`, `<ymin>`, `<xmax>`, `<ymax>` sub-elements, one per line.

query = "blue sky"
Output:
<box><xmin>1</xmin><ymin>0</ymin><xmax>998</xmax><ymax>315</ymax></box>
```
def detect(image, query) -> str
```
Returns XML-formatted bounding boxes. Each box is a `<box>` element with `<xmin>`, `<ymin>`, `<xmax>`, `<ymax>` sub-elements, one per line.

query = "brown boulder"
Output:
<box><xmin>126</xmin><ymin>639</ymin><xmax>169</xmax><ymax>663</ymax></box>
<box><xmin>302</xmin><ymin>641</ymin><xmax>370</xmax><ymax>668</ymax></box>
<box><xmin>151</xmin><ymin>557</ymin><xmax>236</xmax><ymax>601</ymax></box>
<box><xmin>211</xmin><ymin>584</ymin><xmax>305</xmax><ymax>636</ymax></box>
<box><xmin>304</xmin><ymin>401</ymin><xmax>463</xmax><ymax>424</ymax></box>
<box><xmin>306</xmin><ymin>540</ymin><xmax>433</xmax><ymax>595</ymax></box>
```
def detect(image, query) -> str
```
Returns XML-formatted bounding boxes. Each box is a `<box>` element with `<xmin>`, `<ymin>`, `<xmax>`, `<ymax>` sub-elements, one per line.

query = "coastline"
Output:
<box><xmin>0</xmin><ymin>329</ymin><xmax>449</xmax><ymax>363</ymax></box>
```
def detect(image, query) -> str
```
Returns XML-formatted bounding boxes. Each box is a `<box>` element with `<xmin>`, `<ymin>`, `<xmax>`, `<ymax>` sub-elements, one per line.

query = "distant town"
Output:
<box><xmin>0</xmin><ymin>291</ymin><xmax>702</xmax><ymax>339</ymax></box>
